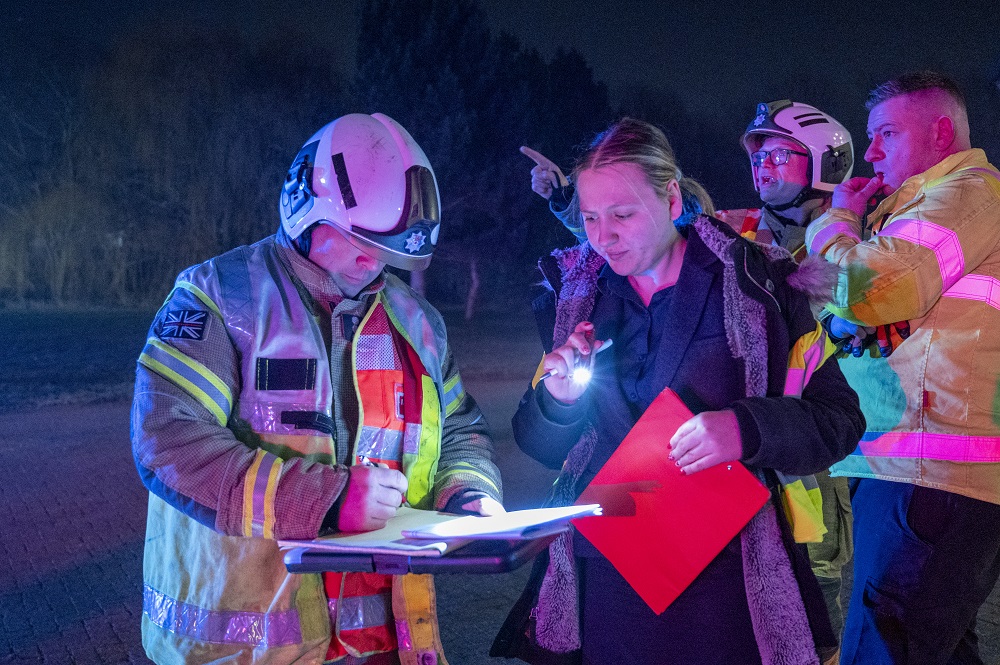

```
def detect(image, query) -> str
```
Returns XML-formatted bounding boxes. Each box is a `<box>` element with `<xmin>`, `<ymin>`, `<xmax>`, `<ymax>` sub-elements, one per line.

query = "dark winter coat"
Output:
<box><xmin>501</xmin><ymin>215</ymin><xmax>865</xmax><ymax>664</ymax></box>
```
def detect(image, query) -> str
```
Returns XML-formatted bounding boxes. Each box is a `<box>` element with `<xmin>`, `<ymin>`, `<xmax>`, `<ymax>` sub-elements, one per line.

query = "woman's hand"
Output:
<box><xmin>541</xmin><ymin>321</ymin><xmax>605</xmax><ymax>404</ymax></box>
<box><xmin>668</xmin><ymin>410</ymin><xmax>743</xmax><ymax>474</ymax></box>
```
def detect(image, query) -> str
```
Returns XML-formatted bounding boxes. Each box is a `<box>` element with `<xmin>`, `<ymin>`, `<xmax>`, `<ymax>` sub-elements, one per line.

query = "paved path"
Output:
<box><xmin>3</xmin><ymin>378</ymin><xmax>1000</xmax><ymax>664</ymax></box>
<box><xmin>0</xmin><ymin>377</ymin><xmax>557</xmax><ymax>664</ymax></box>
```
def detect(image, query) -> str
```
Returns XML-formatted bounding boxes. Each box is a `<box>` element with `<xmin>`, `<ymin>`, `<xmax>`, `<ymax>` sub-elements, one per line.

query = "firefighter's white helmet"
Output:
<box><xmin>741</xmin><ymin>100</ymin><xmax>854</xmax><ymax>194</ymax></box>
<box><xmin>279</xmin><ymin>113</ymin><xmax>441</xmax><ymax>271</ymax></box>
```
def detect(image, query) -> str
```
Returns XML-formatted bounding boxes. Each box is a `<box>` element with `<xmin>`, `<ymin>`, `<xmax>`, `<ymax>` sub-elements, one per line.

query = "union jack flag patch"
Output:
<box><xmin>158</xmin><ymin>309</ymin><xmax>208</xmax><ymax>340</ymax></box>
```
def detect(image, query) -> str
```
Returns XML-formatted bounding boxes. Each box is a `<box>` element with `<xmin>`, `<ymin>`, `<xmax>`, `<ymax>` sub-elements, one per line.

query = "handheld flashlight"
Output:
<box><xmin>538</xmin><ymin>338</ymin><xmax>613</xmax><ymax>384</ymax></box>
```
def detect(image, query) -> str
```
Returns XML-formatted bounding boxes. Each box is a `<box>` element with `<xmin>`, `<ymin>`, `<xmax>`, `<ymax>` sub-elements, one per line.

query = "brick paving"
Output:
<box><xmin>3</xmin><ymin>381</ymin><xmax>1000</xmax><ymax>664</ymax></box>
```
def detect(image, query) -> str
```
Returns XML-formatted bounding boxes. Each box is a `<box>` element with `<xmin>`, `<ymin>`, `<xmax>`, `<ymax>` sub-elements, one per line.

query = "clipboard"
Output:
<box><xmin>280</xmin><ymin>505</ymin><xmax>597</xmax><ymax>575</ymax></box>
<box><xmin>283</xmin><ymin>535</ymin><xmax>557</xmax><ymax>575</ymax></box>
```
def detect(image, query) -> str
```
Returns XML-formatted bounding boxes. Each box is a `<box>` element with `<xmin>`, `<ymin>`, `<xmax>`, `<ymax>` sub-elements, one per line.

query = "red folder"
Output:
<box><xmin>573</xmin><ymin>388</ymin><xmax>770</xmax><ymax>614</ymax></box>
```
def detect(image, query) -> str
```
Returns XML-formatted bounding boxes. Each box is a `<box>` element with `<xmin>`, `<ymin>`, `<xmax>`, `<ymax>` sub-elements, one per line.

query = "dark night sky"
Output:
<box><xmin>5</xmin><ymin>0</ymin><xmax>999</xmax><ymax>159</ymax></box>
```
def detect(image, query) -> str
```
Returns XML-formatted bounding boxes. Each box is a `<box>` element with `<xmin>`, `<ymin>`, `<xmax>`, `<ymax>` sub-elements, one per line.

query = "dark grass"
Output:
<box><xmin>0</xmin><ymin>304</ymin><xmax>542</xmax><ymax>414</ymax></box>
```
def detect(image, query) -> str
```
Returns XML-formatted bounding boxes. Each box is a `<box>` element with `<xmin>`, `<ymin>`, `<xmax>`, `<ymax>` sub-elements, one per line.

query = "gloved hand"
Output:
<box><xmin>873</xmin><ymin>321</ymin><xmax>911</xmax><ymax>357</ymax></box>
<box><xmin>463</xmin><ymin>493</ymin><xmax>506</xmax><ymax>516</ymax></box>
<box><xmin>336</xmin><ymin>465</ymin><xmax>408</xmax><ymax>532</ymax></box>
<box><xmin>827</xmin><ymin>314</ymin><xmax>910</xmax><ymax>357</ymax></box>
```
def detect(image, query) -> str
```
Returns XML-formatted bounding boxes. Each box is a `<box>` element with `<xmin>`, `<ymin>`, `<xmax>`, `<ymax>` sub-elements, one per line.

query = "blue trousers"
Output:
<box><xmin>841</xmin><ymin>478</ymin><xmax>1000</xmax><ymax>665</ymax></box>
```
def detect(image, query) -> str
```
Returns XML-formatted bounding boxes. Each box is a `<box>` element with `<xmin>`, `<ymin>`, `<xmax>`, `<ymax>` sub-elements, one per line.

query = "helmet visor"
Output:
<box><xmin>347</xmin><ymin>165</ymin><xmax>441</xmax><ymax>271</ymax></box>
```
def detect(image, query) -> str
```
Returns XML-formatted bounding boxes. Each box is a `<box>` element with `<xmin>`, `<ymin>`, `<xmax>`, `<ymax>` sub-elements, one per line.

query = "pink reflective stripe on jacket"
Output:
<box><xmin>878</xmin><ymin>218</ymin><xmax>965</xmax><ymax>291</ymax></box>
<box><xmin>860</xmin><ymin>431</ymin><xmax>1000</xmax><ymax>463</ymax></box>
<box><xmin>943</xmin><ymin>274</ymin><xmax>1000</xmax><ymax>311</ymax></box>
<box><xmin>807</xmin><ymin>221</ymin><xmax>861</xmax><ymax>256</ymax></box>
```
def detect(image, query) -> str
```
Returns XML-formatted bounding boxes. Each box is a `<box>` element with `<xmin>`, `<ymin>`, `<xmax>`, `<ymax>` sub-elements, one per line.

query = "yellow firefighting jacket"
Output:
<box><xmin>132</xmin><ymin>233</ymin><xmax>501</xmax><ymax>663</ymax></box>
<box><xmin>805</xmin><ymin>149</ymin><xmax>1000</xmax><ymax>504</ymax></box>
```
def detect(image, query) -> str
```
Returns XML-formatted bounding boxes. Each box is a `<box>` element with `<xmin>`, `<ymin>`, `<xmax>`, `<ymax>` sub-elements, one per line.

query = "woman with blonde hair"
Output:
<box><xmin>494</xmin><ymin>118</ymin><xmax>864</xmax><ymax>664</ymax></box>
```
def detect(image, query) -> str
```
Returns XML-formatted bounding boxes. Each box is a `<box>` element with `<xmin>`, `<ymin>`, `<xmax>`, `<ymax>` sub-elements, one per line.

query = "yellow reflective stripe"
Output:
<box><xmin>530</xmin><ymin>355</ymin><xmax>547</xmax><ymax>389</ymax></box>
<box><xmin>175</xmin><ymin>280</ymin><xmax>223</xmax><ymax>319</ymax></box>
<box><xmin>443</xmin><ymin>373</ymin><xmax>464</xmax><ymax>416</ymax></box>
<box><xmin>379</xmin><ymin>292</ymin><xmax>418</xmax><ymax>354</ymax></box>
<box><xmin>392</xmin><ymin>575</ymin><xmax>445</xmax><ymax>662</ymax></box>
<box><xmin>243</xmin><ymin>450</ymin><xmax>265</xmax><ymax>537</ymax></box>
<box><xmin>241</xmin><ymin>448</ymin><xmax>282</xmax><ymax>538</ymax></box>
<box><xmin>263</xmin><ymin>455</ymin><xmax>282</xmax><ymax>539</ymax></box>
<box><xmin>139</xmin><ymin>338</ymin><xmax>232</xmax><ymax>426</ymax></box>
<box><xmin>443</xmin><ymin>373</ymin><xmax>461</xmax><ymax>393</ymax></box>
<box><xmin>784</xmin><ymin>322</ymin><xmax>837</xmax><ymax>397</ymax></box>
<box><xmin>438</xmin><ymin>462</ymin><xmax>500</xmax><ymax>495</ymax></box>
<box><xmin>780</xmin><ymin>478</ymin><xmax>827</xmax><ymax>544</ymax></box>
<box><xmin>406</xmin><ymin>375</ymin><xmax>440</xmax><ymax>508</ymax></box>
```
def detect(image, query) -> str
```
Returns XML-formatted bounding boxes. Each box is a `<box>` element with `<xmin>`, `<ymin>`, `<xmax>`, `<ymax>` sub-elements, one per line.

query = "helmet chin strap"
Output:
<box><xmin>767</xmin><ymin>185</ymin><xmax>825</xmax><ymax>212</ymax></box>
<box><xmin>290</xmin><ymin>226</ymin><xmax>312</xmax><ymax>257</ymax></box>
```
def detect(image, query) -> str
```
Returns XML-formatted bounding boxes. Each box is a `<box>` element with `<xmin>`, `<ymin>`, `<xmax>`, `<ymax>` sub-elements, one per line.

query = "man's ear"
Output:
<box><xmin>933</xmin><ymin>115</ymin><xmax>957</xmax><ymax>152</ymax></box>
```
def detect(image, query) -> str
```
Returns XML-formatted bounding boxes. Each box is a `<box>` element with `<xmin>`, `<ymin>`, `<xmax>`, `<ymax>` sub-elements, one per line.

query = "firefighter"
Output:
<box><xmin>132</xmin><ymin>113</ymin><xmax>502</xmax><ymax>664</ymax></box>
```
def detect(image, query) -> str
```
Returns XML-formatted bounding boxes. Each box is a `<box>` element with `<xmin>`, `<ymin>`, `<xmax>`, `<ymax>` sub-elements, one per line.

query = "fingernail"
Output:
<box><xmin>853</xmin><ymin>346</ymin><xmax>863</xmax><ymax>357</ymax></box>
<box><xmin>675</xmin><ymin>461</ymin><xmax>680</xmax><ymax>467</ymax></box>
<box><xmin>668</xmin><ymin>455</ymin><xmax>674</xmax><ymax>461</ymax></box>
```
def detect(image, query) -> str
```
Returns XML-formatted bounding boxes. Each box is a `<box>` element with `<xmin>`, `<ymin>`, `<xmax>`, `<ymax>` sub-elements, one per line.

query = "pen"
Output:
<box><xmin>538</xmin><ymin>338</ymin><xmax>613</xmax><ymax>382</ymax></box>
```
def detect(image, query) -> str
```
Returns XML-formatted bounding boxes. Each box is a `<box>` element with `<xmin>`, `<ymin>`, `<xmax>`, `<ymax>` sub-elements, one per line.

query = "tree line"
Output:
<box><xmin>2</xmin><ymin>0</ymin><xmax>997</xmax><ymax>314</ymax></box>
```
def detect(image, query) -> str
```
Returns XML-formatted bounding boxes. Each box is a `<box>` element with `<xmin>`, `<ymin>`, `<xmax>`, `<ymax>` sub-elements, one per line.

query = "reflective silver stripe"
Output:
<box><xmin>878</xmin><ymin>218</ymin><xmax>965</xmax><ymax>291</ymax></box>
<box><xmin>140</xmin><ymin>338</ymin><xmax>232</xmax><ymax>426</ymax></box>
<box><xmin>776</xmin><ymin>471</ymin><xmax>819</xmax><ymax>491</ymax></box>
<box><xmin>356</xmin><ymin>333</ymin><xmax>400</xmax><ymax>371</ymax></box>
<box><xmin>403</xmin><ymin>423</ymin><xmax>421</xmax><ymax>455</ymax></box>
<box><xmin>251</xmin><ymin>453</ymin><xmax>281</xmax><ymax>538</ymax></box>
<box><xmin>328</xmin><ymin>592</ymin><xmax>392</xmax><ymax>631</ymax></box>
<box><xmin>357</xmin><ymin>426</ymin><xmax>404</xmax><ymax>460</ymax></box>
<box><xmin>143</xmin><ymin>584</ymin><xmax>302</xmax><ymax>647</ymax></box>
<box><xmin>395</xmin><ymin>619</ymin><xmax>413</xmax><ymax>651</ymax></box>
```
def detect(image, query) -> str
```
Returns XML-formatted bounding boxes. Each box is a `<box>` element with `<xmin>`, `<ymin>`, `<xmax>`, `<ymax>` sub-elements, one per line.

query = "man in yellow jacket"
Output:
<box><xmin>805</xmin><ymin>71</ymin><xmax>1000</xmax><ymax>664</ymax></box>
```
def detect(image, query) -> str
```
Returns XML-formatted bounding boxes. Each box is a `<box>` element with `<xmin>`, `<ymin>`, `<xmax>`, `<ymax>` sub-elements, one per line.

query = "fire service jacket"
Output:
<box><xmin>806</xmin><ymin>149</ymin><xmax>1000</xmax><ymax>504</ymax></box>
<box><xmin>132</xmin><ymin>232</ymin><xmax>501</xmax><ymax>663</ymax></box>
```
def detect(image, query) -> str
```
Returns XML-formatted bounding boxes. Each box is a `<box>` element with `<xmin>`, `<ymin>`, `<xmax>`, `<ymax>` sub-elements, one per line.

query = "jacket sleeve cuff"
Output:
<box><xmin>537</xmin><ymin>383</ymin><xmax>588</xmax><ymax>425</ymax></box>
<box><xmin>729</xmin><ymin>403</ymin><xmax>763</xmax><ymax>463</ymax></box>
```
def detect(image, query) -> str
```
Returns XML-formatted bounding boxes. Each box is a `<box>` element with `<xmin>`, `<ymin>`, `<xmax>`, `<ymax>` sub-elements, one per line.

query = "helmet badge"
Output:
<box><xmin>404</xmin><ymin>231</ymin><xmax>427</xmax><ymax>253</ymax></box>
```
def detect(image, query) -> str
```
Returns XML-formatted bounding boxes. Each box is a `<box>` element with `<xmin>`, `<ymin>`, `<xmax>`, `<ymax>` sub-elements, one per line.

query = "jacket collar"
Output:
<box><xmin>274</xmin><ymin>230</ymin><xmax>385</xmax><ymax>308</ymax></box>
<box><xmin>596</xmin><ymin>229</ymin><xmax>719</xmax><ymax>389</ymax></box>
<box><xmin>870</xmin><ymin>148</ymin><xmax>991</xmax><ymax>221</ymax></box>
<box><xmin>656</xmin><ymin>232</ymin><xmax>718</xmax><ymax>388</ymax></box>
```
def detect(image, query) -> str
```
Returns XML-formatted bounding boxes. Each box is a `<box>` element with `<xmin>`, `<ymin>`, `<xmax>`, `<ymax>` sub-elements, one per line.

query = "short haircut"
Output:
<box><xmin>865</xmin><ymin>71</ymin><xmax>967</xmax><ymax>111</ymax></box>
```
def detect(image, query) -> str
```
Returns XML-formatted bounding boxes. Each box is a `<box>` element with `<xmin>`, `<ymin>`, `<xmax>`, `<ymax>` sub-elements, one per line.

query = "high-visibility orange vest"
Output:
<box><xmin>324</xmin><ymin>301</ymin><xmax>439</xmax><ymax>663</ymax></box>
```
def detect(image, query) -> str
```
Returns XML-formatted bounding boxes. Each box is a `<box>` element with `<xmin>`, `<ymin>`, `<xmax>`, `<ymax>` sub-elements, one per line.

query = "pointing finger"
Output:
<box><xmin>520</xmin><ymin>146</ymin><xmax>555</xmax><ymax>168</ymax></box>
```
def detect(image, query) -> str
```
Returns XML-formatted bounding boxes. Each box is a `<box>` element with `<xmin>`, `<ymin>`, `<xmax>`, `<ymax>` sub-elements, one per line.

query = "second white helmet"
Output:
<box><xmin>279</xmin><ymin>113</ymin><xmax>441</xmax><ymax>271</ymax></box>
<box><xmin>741</xmin><ymin>100</ymin><xmax>854</xmax><ymax>194</ymax></box>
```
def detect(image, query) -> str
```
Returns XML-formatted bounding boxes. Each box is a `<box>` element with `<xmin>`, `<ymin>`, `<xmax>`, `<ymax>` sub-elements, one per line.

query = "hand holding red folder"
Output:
<box><xmin>573</xmin><ymin>388</ymin><xmax>770</xmax><ymax>614</ymax></box>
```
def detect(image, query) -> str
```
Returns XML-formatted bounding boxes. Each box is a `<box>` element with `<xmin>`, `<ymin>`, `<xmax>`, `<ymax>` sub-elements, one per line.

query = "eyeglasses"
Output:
<box><xmin>750</xmin><ymin>148</ymin><xmax>809</xmax><ymax>167</ymax></box>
